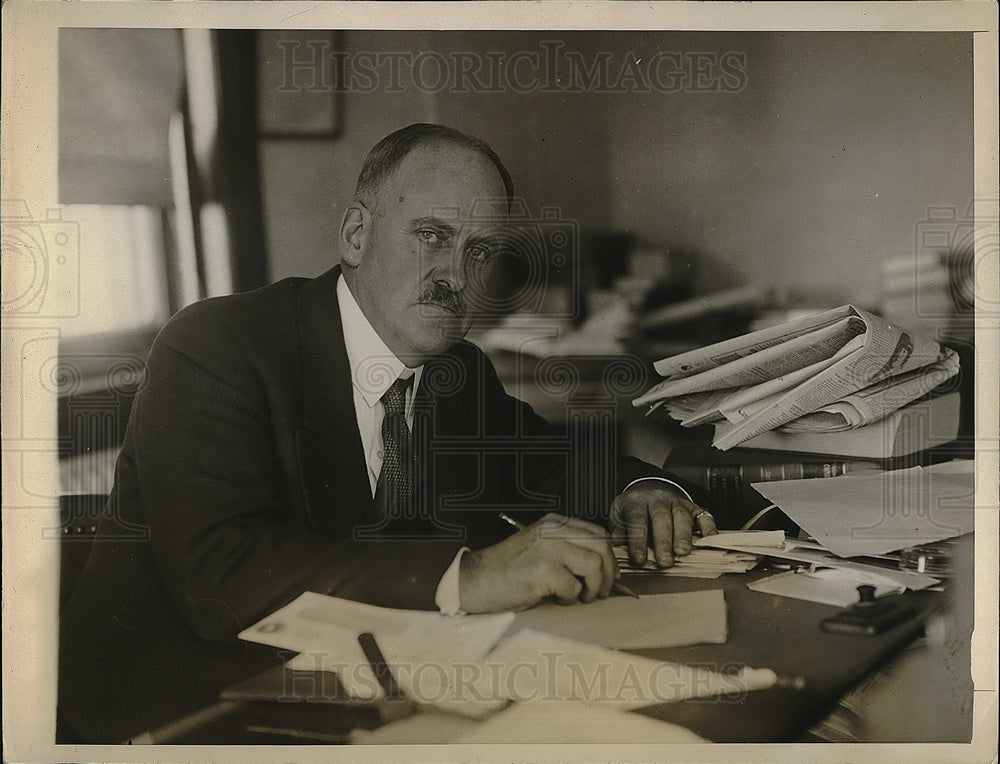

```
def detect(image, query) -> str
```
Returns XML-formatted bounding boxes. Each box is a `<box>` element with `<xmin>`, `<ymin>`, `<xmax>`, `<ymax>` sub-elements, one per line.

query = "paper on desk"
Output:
<box><xmin>694</xmin><ymin>530</ymin><xmax>786</xmax><ymax>548</ymax></box>
<box><xmin>703</xmin><ymin>536</ymin><xmax>941</xmax><ymax>591</ymax></box>
<box><xmin>747</xmin><ymin>568</ymin><xmax>906</xmax><ymax>607</ymax></box>
<box><xmin>615</xmin><ymin>546</ymin><xmax>761</xmax><ymax>578</ymax></box>
<box><xmin>349</xmin><ymin>710</ymin><xmax>480</xmax><ymax>745</ymax></box>
<box><xmin>351</xmin><ymin>700</ymin><xmax>707</xmax><ymax>744</ymax></box>
<box><xmin>239</xmin><ymin>591</ymin><xmax>513</xmax><ymax>712</ymax></box>
<box><xmin>508</xmin><ymin>590</ymin><xmax>727</xmax><ymax>650</ymax></box>
<box><xmin>751</xmin><ymin>460</ymin><xmax>975</xmax><ymax>557</ymax></box>
<box><xmin>451</xmin><ymin>701</ymin><xmax>708</xmax><ymax>743</ymax></box>
<box><xmin>485</xmin><ymin>628</ymin><xmax>780</xmax><ymax>709</ymax></box>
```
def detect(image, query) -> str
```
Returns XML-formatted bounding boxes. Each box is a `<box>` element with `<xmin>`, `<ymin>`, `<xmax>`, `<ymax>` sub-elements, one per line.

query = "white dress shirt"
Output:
<box><xmin>335</xmin><ymin>277</ymin><xmax>686</xmax><ymax>615</ymax></box>
<box><xmin>336</xmin><ymin>276</ymin><xmax>467</xmax><ymax>614</ymax></box>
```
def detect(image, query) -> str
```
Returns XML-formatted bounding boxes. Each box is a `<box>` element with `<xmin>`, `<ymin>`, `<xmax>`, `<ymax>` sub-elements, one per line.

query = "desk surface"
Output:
<box><xmin>147</xmin><ymin>559</ymin><xmax>953</xmax><ymax>745</ymax></box>
<box><xmin>617</xmin><ymin>569</ymin><xmax>943</xmax><ymax>742</ymax></box>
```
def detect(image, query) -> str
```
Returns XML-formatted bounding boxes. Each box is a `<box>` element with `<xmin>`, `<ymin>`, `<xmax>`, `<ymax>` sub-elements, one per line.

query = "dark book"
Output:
<box><xmin>664</xmin><ymin>445</ymin><xmax>881</xmax><ymax>531</ymax></box>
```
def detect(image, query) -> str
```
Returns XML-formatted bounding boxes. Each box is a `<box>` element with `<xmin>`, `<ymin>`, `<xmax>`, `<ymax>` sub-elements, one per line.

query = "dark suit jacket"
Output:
<box><xmin>59</xmin><ymin>266</ymin><xmax>706</xmax><ymax>742</ymax></box>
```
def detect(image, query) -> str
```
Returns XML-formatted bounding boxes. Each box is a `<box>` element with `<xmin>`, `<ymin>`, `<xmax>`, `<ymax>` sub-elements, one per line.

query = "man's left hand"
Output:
<box><xmin>609</xmin><ymin>481</ymin><xmax>718</xmax><ymax>568</ymax></box>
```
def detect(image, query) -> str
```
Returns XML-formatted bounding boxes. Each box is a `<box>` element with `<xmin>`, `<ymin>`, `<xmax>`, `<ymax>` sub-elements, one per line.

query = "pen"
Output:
<box><xmin>357</xmin><ymin>632</ymin><xmax>419</xmax><ymax>724</ymax></box>
<box><xmin>357</xmin><ymin>632</ymin><xmax>405</xmax><ymax>701</ymax></box>
<box><xmin>498</xmin><ymin>512</ymin><xmax>641</xmax><ymax>600</ymax></box>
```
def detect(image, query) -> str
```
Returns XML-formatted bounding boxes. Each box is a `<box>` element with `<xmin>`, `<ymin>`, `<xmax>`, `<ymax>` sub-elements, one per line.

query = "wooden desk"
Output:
<box><xmin>618</xmin><ymin>569</ymin><xmax>946</xmax><ymax>742</ymax></box>
<box><xmin>145</xmin><ymin>560</ymin><xmax>957</xmax><ymax>744</ymax></box>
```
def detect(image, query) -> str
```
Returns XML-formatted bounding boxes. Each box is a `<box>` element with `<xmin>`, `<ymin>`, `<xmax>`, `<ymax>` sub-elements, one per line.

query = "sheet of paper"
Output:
<box><xmin>694</xmin><ymin>530</ymin><xmax>786</xmax><ymax>548</ymax></box>
<box><xmin>704</xmin><ymin>537</ymin><xmax>941</xmax><ymax>590</ymax></box>
<box><xmin>239</xmin><ymin>591</ymin><xmax>514</xmax><ymax>708</ymax></box>
<box><xmin>451</xmin><ymin>701</ymin><xmax>707</xmax><ymax>744</ymax></box>
<box><xmin>352</xmin><ymin>700</ymin><xmax>708</xmax><ymax>744</ymax></box>
<box><xmin>349</xmin><ymin>710</ymin><xmax>481</xmax><ymax>745</ymax></box>
<box><xmin>751</xmin><ymin>460</ymin><xmax>975</xmax><ymax>557</ymax></box>
<box><xmin>484</xmin><ymin>628</ymin><xmax>779</xmax><ymax>709</ymax></box>
<box><xmin>747</xmin><ymin>569</ymin><xmax>906</xmax><ymax>607</ymax></box>
<box><xmin>508</xmin><ymin>589</ymin><xmax>727</xmax><ymax>650</ymax></box>
<box><xmin>615</xmin><ymin>546</ymin><xmax>761</xmax><ymax>578</ymax></box>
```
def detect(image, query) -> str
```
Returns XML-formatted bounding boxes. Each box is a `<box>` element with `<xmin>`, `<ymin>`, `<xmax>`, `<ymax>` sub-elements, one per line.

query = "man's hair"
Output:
<box><xmin>354</xmin><ymin>123</ymin><xmax>515</xmax><ymax>212</ymax></box>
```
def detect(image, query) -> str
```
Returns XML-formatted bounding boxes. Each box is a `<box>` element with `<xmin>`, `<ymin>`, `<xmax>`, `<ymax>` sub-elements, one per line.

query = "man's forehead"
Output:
<box><xmin>386</xmin><ymin>143</ymin><xmax>506</xmax><ymax>213</ymax></box>
<box><xmin>426</xmin><ymin>199</ymin><xmax>509</xmax><ymax>227</ymax></box>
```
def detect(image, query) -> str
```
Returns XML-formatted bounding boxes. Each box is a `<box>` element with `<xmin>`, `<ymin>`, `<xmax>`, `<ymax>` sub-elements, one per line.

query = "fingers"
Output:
<box><xmin>671</xmin><ymin>503</ymin><xmax>695</xmax><ymax>556</ymax></box>
<box><xmin>537</xmin><ymin>513</ymin><xmax>608</xmax><ymax>541</ymax></box>
<box><xmin>548</xmin><ymin>565</ymin><xmax>584</xmax><ymax>605</ymax></box>
<box><xmin>554</xmin><ymin>543</ymin><xmax>608</xmax><ymax>603</ymax></box>
<box><xmin>459</xmin><ymin>526</ymin><xmax>609</xmax><ymax>613</ymax></box>
<box><xmin>614</xmin><ymin>485</ymin><xmax>715</xmax><ymax>569</ymax></box>
<box><xmin>648</xmin><ymin>502</ymin><xmax>674</xmax><ymax>566</ymax></box>
<box><xmin>695</xmin><ymin>510</ymin><xmax>719</xmax><ymax>537</ymax></box>
<box><xmin>534</xmin><ymin>515</ymin><xmax>617</xmax><ymax>600</ymax></box>
<box><xmin>646</xmin><ymin>501</ymin><xmax>693</xmax><ymax>565</ymax></box>
<box><xmin>649</xmin><ymin>498</ymin><xmax>701</xmax><ymax>566</ymax></box>
<box><xmin>524</xmin><ymin>536</ymin><xmax>609</xmax><ymax>605</ymax></box>
<box><xmin>621</xmin><ymin>502</ymin><xmax>650</xmax><ymax>567</ymax></box>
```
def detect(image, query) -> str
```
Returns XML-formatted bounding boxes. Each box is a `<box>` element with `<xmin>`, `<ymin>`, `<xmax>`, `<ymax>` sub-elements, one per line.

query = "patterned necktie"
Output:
<box><xmin>378</xmin><ymin>376</ymin><xmax>413</xmax><ymax>513</ymax></box>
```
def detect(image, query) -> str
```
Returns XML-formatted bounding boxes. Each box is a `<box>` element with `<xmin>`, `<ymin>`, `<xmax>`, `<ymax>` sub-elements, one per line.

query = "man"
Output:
<box><xmin>59</xmin><ymin>124</ymin><xmax>715</xmax><ymax>742</ymax></box>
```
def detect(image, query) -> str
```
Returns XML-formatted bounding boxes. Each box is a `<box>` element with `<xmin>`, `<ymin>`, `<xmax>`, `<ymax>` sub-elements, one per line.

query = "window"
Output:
<box><xmin>58</xmin><ymin>205</ymin><xmax>171</xmax><ymax>340</ymax></box>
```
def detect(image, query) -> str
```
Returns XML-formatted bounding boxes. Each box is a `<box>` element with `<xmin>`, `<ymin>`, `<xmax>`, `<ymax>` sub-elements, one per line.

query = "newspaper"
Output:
<box><xmin>777</xmin><ymin>351</ymin><xmax>960</xmax><ymax>432</ymax></box>
<box><xmin>634</xmin><ymin>305</ymin><xmax>959</xmax><ymax>450</ymax></box>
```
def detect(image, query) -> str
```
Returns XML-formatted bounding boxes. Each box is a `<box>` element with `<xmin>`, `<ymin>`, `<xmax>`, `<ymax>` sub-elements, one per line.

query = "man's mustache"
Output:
<box><xmin>420</xmin><ymin>282</ymin><xmax>466</xmax><ymax>317</ymax></box>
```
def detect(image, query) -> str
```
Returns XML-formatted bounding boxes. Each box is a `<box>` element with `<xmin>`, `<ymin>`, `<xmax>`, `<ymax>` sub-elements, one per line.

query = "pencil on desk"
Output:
<box><xmin>498</xmin><ymin>513</ymin><xmax>641</xmax><ymax>600</ymax></box>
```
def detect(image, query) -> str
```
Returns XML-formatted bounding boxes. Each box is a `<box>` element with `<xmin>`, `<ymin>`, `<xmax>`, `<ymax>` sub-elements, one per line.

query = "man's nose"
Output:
<box><xmin>431</xmin><ymin>247</ymin><xmax>467</xmax><ymax>293</ymax></box>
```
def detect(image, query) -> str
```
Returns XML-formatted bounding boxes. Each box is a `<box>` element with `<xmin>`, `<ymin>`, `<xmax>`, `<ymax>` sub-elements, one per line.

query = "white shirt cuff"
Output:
<box><xmin>434</xmin><ymin>547</ymin><xmax>470</xmax><ymax>616</ymax></box>
<box><xmin>622</xmin><ymin>476</ymin><xmax>694</xmax><ymax>502</ymax></box>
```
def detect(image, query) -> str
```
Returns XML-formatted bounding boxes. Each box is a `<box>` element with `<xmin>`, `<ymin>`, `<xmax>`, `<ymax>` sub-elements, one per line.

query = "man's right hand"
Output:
<box><xmin>458</xmin><ymin>513</ymin><xmax>619</xmax><ymax>613</ymax></box>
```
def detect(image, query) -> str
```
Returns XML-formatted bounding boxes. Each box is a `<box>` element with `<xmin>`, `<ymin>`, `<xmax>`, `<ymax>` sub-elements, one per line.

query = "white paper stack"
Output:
<box><xmin>615</xmin><ymin>545</ymin><xmax>761</xmax><ymax>578</ymax></box>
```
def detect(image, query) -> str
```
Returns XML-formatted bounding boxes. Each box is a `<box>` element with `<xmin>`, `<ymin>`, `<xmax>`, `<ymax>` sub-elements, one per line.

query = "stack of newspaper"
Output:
<box><xmin>633</xmin><ymin>305</ymin><xmax>960</xmax><ymax>451</ymax></box>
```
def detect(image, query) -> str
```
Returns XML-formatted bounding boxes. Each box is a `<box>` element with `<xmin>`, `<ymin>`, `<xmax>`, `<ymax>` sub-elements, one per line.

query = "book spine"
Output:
<box><xmin>668</xmin><ymin>460</ymin><xmax>880</xmax><ymax>527</ymax></box>
<box><xmin>672</xmin><ymin>459</ymin><xmax>877</xmax><ymax>487</ymax></box>
<box><xmin>739</xmin><ymin>460</ymin><xmax>876</xmax><ymax>482</ymax></box>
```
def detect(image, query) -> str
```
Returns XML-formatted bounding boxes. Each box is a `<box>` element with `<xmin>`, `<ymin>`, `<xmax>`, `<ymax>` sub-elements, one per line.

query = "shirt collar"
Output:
<box><xmin>337</xmin><ymin>274</ymin><xmax>420</xmax><ymax>409</ymax></box>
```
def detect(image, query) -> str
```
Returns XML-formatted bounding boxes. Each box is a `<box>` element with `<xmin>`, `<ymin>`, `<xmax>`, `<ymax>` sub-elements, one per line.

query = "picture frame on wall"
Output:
<box><xmin>256</xmin><ymin>29</ymin><xmax>342</xmax><ymax>138</ymax></box>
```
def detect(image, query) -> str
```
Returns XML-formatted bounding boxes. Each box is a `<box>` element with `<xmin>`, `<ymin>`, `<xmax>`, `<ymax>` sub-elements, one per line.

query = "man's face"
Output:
<box><xmin>342</xmin><ymin>142</ymin><xmax>508</xmax><ymax>365</ymax></box>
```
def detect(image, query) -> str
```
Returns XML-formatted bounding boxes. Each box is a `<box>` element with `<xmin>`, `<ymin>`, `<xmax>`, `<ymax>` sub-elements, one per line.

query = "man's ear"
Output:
<box><xmin>339</xmin><ymin>202</ymin><xmax>370</xmax><ymax>267</ymax></box>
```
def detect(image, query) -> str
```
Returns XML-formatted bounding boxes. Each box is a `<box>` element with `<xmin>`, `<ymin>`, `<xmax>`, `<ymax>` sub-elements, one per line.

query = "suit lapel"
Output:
<box><xmin>415</xmin><ymin>350</ymin><xmax>499</xmax><ymax>547</ymax></box>
<box><xmin>292</xmin><ymin>275</ymin><xmax>497</xmax><ymax>547</ymax></box>
<box><xmin>295</xmin><ymin>266</ymin><xmax>373</xmax><ymax>538</ymax></box>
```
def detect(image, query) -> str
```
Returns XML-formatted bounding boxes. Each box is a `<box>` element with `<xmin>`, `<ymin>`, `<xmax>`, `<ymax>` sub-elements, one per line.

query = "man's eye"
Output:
<box><xmin>418</xmin><ymin>229</ymin><xmax>443</xmax><ymax>245</ymax></box>
<box><xmin>466</xmin><ymin>244</ymin><xmax>495</xmax><ymax>263</ymax></box>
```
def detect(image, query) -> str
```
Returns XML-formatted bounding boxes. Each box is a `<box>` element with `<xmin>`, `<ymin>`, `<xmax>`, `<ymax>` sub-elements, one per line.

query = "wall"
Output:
<box><xmin>258</xmin><ymin>31</ymin><xmax>973</xmax><ymax>308</ymax></box>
